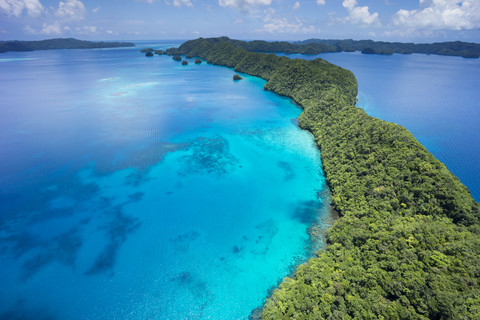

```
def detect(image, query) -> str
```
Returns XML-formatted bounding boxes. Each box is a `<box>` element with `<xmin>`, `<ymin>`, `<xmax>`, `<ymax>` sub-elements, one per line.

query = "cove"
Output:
<box><xmin>0</xmin><ymin>41</ymin><xmax>329</xmax><ymax>319</ymax></box>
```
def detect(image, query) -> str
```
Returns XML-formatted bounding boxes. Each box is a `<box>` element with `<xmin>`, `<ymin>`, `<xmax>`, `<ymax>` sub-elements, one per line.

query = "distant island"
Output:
<box><xmin>295</xmin><ymin>38</ymin><xmax>480</xmax><ymax>58</ymax></box>
<box><xmin>0</xmin><ymin>38</ymin><xmax>135</xmax><ymax>53</ymax></box>
<box><xmin>204</xmin><ymin>37</ymin><xmax>480</xmax><ymax>58</ymax></box>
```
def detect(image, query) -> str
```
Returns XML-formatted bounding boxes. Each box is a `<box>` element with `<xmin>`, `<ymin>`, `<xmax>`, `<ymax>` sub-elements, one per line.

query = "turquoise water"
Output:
<box><xmin>279</xmin><ymin>51</ymin><xmax>480</xmax><ymax>201</ymax></box>
<box><xmin>0</xmin><ymin>42</ymin><xmax>328</xmax><ymax>319</ymax></box>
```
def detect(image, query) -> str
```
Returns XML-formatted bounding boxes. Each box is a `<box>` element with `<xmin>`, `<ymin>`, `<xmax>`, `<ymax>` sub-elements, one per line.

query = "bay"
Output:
<box><xmin>0</xmin><ymin>41</ymin><xmax>328</xmax><ymax>319</ymax></box>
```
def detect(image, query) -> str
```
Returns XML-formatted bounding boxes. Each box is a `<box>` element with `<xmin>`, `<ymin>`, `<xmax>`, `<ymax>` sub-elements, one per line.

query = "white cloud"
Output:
<box><xmin>173</xmin><ymin>0</ymin><xmax>192</xmax><ymax>7</ymax></box>
<box><xmin>261</xmin><ymin>8</ymin><xmax>316</xmax><ymax>34</ymax></box>
<box><xmin>92</xmin><ymin>6</ymin><xmax>100</xmax><ymax>13</ymax></box>
<box><xmin>393</xmin><ymin>0</ymin><xmax>480</xmax><ymax>30</ymax></box>
<box><xmin>0</xmin><ymin>0</ymin><xmax>44</xmax><ymax>17</ymax></box>
<box><xmin>317</xmin><ymin>0</ymin><xmax>325</xmax><ymax>5</ymax></box>
<box><xmin>23</xmin><ymin>24</ymin><xmax>36</xmax><ymax>33</ymax></box>
<box><xmin>24</xmin><ymin>21</ymin><xmax>62</xmax><ymax>34</ymax></box>
<box><xmin>218</xmin><ymin>0</ymin><xmax>271</xmax><ymax>13</ymax></box>
<box><xmin>292</xmin><ymin>1</ymin><xmax>300</xmax><ymax>9</ymax></box>
<box><xmin>342</xmin><ymin>0</ymin><xmax>379</xmax><ymax>25</ymax></box>
<box><xmin>41</xmin><ymin>22</ymin><xmax>61</xmax><ymax>34</ymax></box>
<box><xmin>55</xmin><ymin>0</ymin><xmax>86</xmax><ymax>21</ymax></box>
<box><xmin>78</xmin><ymin>25</ymin><xmax>97</xmax><ymax>33</ymax></box>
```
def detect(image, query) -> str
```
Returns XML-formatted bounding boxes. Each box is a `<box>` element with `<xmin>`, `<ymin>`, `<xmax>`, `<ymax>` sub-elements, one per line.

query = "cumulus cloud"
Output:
<box><xmin>163</xmin><ymin>0</ymin><xmax>192</xmax><ymax>7</ymax></box>
<box><xmin>173</xmin><ymin>0</ymin><xmax>192</xmax><ymax>7</ymax></box>
<box><xmin>80</xmin><ymin>25</ymin><xmax>96</xmax><ymax>32</ymax></box>
<box><xmin>393</xmin><ymin>0</ymin><xmax>480</xmax><ymax>30</ymax></box>
<box><xmin>219</xmin><ymin>0</ymin><xmax>271</xmax><ymax>13</ymax></box>
<box><xmin>0</xmin><ymin>0</ymin><xmax>44</xmax><ymax>17</ymax></box>
<box><xmin>24</xmin><ymin>21</ymin><xmax>62</xmax><ymax>34</ymax></box>
<box><xmin>342</xmin><ymin>0</ymin><xmax>379</xmax><ymax>25</ymax></box>
<box><xmin>261</xmin><ymin>8</ymin><xmax>316</xmax><ymax>34</ymax></box>
<box><xmin>92</xmin><ymin>6</ymin><xmax>100</xmax><ymax>13</ymax></box>
<box><xmin>317</xmin><ymin>0</ymin><xmax>325</xmax><ymax>5</ymax></box>
<box><xmin>55</xmin><ymin>0</ymin><xmax>86</xmax><ymax>20</ymax></box>
<box><xmin>292</xmin><ymin>1</ymin><xmax>300</xmax><ymax>10</ymax></box>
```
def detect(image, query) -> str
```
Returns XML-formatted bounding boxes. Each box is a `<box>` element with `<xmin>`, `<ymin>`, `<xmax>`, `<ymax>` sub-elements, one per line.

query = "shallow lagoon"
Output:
<box><xmin>0</xmin><ymin>42</ymin><xmax>328</xmax><ymax>319</ymax></box>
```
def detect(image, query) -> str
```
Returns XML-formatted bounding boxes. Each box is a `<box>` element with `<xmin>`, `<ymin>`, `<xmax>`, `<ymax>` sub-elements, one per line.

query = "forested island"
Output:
<box><xmin>184</xmin><ymin>37</ymin><xmax>480</xmax><ymax>58</ymax></box>
<box><xmin>172</xmin><ymin>37</ymin><xmax>480</xmax><ymax>319</ymax></box>
<box><xmin>0</xmin><ymin>38</ymin><xmax>135</xmax><ymax>53</ymax></box>
<box><xmin>295</xmin><ymin>38</ymin><xmax>480</xmax><ymax>58</ymax></box>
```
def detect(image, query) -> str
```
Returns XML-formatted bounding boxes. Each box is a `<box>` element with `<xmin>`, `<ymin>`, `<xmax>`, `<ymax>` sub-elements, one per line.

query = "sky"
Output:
<box><xmin>1</xmin><ymin>0</ymin><xmax>480</xmax><ymax>42</ymax></box>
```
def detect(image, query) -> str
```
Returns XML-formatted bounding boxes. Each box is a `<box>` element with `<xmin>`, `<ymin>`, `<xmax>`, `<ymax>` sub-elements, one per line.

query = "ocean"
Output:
<box><xmin>0</xmin><ymin>41</ymin><xmax>328</xmax><ymax>319</ymax></box>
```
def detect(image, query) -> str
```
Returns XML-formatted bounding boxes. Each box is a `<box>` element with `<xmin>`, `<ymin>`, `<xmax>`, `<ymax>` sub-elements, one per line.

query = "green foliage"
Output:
<box><xmin>233</xmin><ymin>74</ymin><xmax>242</xmax><ymax>80</ymax></box>
<box><xmin>195</xmin><ymin>58</ymin><xmax>202</xmax><ymax>64</ymax></box>
<box><xmin>175</xmin><ymin>37</ymin><xmax>480</xmax><ymax>319</ymax></box>
<box><xmin>172</xmin><ymin>55</ymin><xmax>182</xmax><ymax>61</ymax></box>
<box><xmin>295</xmin><ymin>39</ymin><xmax>480</xmax><ymax>58</ymax></box>
<box><xmin>361</xmin><ymin>47</ymin><xmax>394</xmax><ymax>55</ymax></box>
<box><xmin>145</xmin><ymin>51</ymin><xmax>154</xmax><ymax>57</ymax></box>
<box><xmin>181</xmin><ymin>60</ymin><xmax>188</xmax><ymax>65</ymax></box>
<box><xmin>0</xmin><ymin>38</ymin><xmax>135</xmax><ymax>53</ymax></box>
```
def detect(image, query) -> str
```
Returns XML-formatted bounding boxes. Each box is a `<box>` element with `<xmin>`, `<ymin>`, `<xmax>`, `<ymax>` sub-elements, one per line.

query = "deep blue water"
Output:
<box><xmin>0</xmin><ymin>42</ymin><xmax>329</xmax><ymax>319</ymax></box>
<box><xmin>280</xmin><ymin>51</ymin><xmax>480</xmax><ymax>201</ymax></box>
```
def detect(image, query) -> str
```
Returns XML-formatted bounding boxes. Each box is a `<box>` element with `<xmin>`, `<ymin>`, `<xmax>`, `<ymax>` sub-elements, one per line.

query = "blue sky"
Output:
<box><xmin>1</xmin><ymin>0</ymin><xmax>480</xmax><ymax>42</ymax></box>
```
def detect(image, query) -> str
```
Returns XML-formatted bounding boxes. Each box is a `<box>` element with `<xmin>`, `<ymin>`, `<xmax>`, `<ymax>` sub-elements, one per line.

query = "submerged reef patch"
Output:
<box><xmin>86</xmin><ymin>209</ymin><xmax>141</xmax><ymax>276</ymax></box>
<box><xmin>179</xmin><ymin>136</ymin><xmax>238</xmax><ymax>176</ymax></box>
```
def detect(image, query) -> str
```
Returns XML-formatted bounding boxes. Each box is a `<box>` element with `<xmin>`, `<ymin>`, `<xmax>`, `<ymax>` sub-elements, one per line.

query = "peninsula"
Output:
<box><xmin>173</xmin><ymin>37</ymin><xmax>480</xmax><ymax>319</ymax></box>
<box><xmin>0</xmin><ymin>38</ymin><xmax>135</xmax><ymax>53</ymax></box>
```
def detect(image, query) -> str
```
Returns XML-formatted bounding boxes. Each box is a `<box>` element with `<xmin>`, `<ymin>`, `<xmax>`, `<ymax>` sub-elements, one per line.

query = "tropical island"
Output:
<box><xmin>0</xmin><ymin>38</ymin><xmax>135</xmax><ymax>53</ymax></box>
<box><xmin>188</xmin><ymin>37</ymin><xmax>480</xmax><ymax>58</ymax></box>
<box><xmin>171</xmin><ymin>37</ymin><xmax>480</xmax><ymax>319</ymax></box>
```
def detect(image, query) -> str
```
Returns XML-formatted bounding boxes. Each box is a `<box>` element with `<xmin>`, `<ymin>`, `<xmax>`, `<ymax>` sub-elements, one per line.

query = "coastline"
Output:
<box><xmin>172</xmin><ymin>37</ymin><xmax>480</xmax><ymax>319</ymax></box>
<box><xmin>249</xmin><ymin>186</ymin><xmax>337</xmax><ymax>320</ymax></box>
